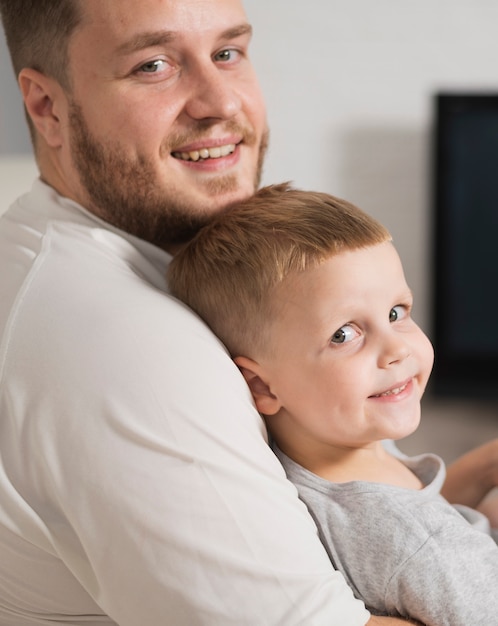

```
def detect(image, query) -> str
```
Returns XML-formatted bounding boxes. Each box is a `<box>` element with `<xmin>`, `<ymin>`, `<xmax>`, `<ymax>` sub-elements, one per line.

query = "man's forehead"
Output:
<box><xmin>112</xmin><ymin>23</ymin><xmax>252</xmax><ymax>57</ymax></box>
<box><xmin>78</xmin><ymin>0</ymin><xmax>248</xmax><ymax>30</ymax></box>
<box><xmin>72</xmin><ymin>0</ymin><xmax>250</xmax><ymax>56</ymax></box>
<box><xmin>65</xmin><ymin>0</ymin><xmax>250</xmax><ymax>73</ymax></box>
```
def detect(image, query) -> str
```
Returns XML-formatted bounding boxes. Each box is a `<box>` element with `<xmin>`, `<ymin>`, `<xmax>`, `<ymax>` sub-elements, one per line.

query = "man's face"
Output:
<box><xmin>64</xmin><ymin>0</ymin><xmax>268</xmax><ymax>248</ymax></box>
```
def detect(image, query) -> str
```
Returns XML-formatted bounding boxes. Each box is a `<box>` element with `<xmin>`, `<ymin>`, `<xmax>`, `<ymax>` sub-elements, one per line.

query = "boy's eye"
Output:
<box><xmin>389</xmin><ymin>305</ymin><xmax>407</xmax><ymax>323</ymax></box>
<box><xmin>331</xmin><ymin>325</ymin><xmax>357</xmax><ymax>344</ymax></box>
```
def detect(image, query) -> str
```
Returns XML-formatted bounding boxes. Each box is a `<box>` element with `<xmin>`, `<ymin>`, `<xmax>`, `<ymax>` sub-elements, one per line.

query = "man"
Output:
<box><xmin>0</xmin><ymin>0</ymin><xmax>444</xmax><ymax>624</ymax></box>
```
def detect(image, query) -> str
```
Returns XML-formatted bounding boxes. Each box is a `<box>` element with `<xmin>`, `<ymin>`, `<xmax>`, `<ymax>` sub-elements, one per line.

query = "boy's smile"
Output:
<box><xmin>255</xmin><ymin>241</ymin><xmax>434</xmax><ymax>471</ymax></box>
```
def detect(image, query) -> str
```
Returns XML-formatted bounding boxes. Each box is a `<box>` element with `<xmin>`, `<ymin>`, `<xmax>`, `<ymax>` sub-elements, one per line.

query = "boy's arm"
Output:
<box><xmin>441</xmin><ymin>439</ymin><xmax>498</xmax><ymax>507</ymax></box>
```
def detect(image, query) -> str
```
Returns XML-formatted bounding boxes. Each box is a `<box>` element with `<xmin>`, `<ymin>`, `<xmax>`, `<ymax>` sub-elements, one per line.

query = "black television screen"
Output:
<box><xmin>431</xmin><ymin>93</ymin><xmax>498</xmax><ymax>398</ymax></box>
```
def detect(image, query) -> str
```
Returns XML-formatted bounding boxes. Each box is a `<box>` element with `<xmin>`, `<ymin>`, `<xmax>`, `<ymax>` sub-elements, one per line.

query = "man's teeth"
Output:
<box><xmin>373</xmin><ymin>382</ymin><xmax>408</xmax><ymax>398</ymax></box>
<box><xmin>173</xmin><ymin>143</ymin><xmax>236</xmax><ymax>162</ymax></box>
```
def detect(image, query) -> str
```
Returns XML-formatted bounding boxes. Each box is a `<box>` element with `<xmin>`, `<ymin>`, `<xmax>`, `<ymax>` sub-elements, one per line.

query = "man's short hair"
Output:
<box><xmin>0</xmin><ymin>0</ymin><xmax>82</xmax><ymax>88</ymax></box>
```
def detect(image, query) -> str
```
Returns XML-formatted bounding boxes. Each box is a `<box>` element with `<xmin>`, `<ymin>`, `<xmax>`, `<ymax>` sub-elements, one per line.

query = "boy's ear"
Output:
<box><xmin>19</xmin><ymin>68</ymin><xmax>66</xmax><ymax>148</ymax></box>
<box><xmin>234</xmin><ymin>356</ymin><xmax>283</xmax><ymax>416</ymax></box>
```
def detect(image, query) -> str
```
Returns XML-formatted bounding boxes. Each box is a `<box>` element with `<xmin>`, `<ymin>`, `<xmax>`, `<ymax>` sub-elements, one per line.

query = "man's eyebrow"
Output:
<box><xmin>220</xmin><ymin>23</ymin><xmax>253</xmax><ymax>40</ymax></box>
<box><xmin>116</xmin><ymin>23</ymin><xmax>252</xmax><ymax>56</ymax></box>
<box><xmin>116</xmin><ymin>31</ymin><xmax>176</xmax><ymax>56</ymax></box>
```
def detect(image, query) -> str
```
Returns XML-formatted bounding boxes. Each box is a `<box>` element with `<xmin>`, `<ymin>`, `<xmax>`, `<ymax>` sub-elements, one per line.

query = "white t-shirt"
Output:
<box><xmin>0</xmin><ymin>180</ymin><xmax>369</xmax><ymax>625</ymax></box>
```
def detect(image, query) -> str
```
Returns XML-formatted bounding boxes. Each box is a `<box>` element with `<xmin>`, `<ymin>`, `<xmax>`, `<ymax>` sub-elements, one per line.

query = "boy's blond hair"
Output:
<box><xmin>168</xmin><ymin>183</ymin><xmax>391</xmax><ymax>358</ymax></box>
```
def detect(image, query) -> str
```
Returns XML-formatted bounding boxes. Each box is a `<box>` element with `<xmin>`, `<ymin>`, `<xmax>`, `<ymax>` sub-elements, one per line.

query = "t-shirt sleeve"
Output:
<box><xmin>385</xmin><ymin>509</ymin><xmax>498</xmax><ymax>626</ymax></box>
<box><xmin>281</xmin><ymin>458</ymin><xmax>498</xmax><ymax>626</ymax></box>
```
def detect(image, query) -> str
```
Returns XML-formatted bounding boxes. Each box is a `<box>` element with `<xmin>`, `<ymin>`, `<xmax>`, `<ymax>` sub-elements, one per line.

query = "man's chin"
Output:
<box><xmin>190</xmin><ymin>177</ymin><xmax>258</xmax><ymax>215</ymax></box>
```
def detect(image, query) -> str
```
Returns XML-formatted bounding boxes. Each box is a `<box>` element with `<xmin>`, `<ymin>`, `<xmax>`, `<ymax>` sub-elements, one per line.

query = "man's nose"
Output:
<box><xmin>183</xmin><ymin>63</ymin><xmax>242</xmax><ymax>121</ymax></box>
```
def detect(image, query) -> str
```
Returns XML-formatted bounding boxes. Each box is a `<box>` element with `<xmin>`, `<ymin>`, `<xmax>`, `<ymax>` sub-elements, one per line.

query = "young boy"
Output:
<box><xmin>168</xmin><ymin>183</ymin><xmax>498</xmax><ymax>625</ymax></box>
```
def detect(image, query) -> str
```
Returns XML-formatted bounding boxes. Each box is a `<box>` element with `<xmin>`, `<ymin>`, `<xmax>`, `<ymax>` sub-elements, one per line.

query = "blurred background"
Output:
<box><xmin>1</xmin><ymin>0</ymin><xmax>497</xmax><ymax>461</ymax></box>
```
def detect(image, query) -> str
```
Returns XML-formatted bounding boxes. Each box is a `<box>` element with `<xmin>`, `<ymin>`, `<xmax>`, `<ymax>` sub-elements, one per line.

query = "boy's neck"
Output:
<box><xmin>281</xmin><ymin>441</ymin><xmax>423</xmax><ymax>490</ymax></box>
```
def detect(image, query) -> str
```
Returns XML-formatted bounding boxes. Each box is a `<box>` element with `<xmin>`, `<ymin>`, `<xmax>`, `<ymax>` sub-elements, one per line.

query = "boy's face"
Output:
<box><xmin>257</xmin><ymin>241</ymin><xmax>434</xmax><ymax>466</ymax></box>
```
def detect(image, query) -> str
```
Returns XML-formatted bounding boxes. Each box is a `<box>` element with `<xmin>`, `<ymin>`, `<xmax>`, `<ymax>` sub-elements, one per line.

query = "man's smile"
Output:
<box><xmin>172</xmin><ymin>142</ymin><xmax>237</xmax><ymax>161</ymax></box>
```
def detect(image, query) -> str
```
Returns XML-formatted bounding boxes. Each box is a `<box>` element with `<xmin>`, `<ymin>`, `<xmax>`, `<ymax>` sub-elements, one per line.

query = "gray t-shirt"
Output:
<box><xmin>274</xmin><ymin>446</ymin><xmax>498</xmax><ymax>625</ymax></box>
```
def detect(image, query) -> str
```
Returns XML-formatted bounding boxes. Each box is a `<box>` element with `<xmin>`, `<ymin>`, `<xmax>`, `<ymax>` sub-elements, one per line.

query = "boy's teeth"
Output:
<box><xmin>374</xmin><ymin>382</ymin><xmax>408</xmax><ymax>398</ymax></box>
<box><xmin>174</xmin><ymin>143</ymin><xmax>236</xmax><ymax>162</ymax></box>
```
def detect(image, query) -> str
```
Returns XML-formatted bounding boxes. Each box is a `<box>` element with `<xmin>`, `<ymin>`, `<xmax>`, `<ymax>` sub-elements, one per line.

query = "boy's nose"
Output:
<box><xmin>378</xmin><ymin>335</ymin><xmax>411</xmax><ymax>368</ymax></box>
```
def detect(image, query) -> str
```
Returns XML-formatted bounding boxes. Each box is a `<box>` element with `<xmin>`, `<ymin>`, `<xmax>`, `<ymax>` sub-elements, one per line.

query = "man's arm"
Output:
<box><xmin>442</xmin><ymin>439</ymin><xmax>498</xmax><ymax>508</ymax></box>
<box><xmin>369</xmin><ymin>618</ymin><xmax>423</xmax><ymax>625</ymax></box>
<box><xmin>11</xmin><ymin>229</ymin><xmax>370</xmax><ymax>626</ymax></box>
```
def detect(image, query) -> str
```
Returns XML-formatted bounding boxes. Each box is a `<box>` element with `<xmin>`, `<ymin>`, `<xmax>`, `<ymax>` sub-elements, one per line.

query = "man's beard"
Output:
<box><xmin>69</xmin><ymin>103</ymin><xmax>268</xmax><ymax>249</ymax></box>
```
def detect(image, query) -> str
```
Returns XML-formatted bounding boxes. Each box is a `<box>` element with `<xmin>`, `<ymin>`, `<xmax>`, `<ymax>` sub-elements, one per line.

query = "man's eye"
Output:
<box><xmin>389</xmin><ymin>305</ymin><xmax>407</xmax><ymax>323</ymax></box>
<box><xmin>139</xmin><ymin>59</ymin><xmax>166</xmax><ymax>73</ymax></box>
<box><xmin>214</xmin><ymin>48</ymin><xmax>240</xmax><ymax>63</ymax></box>
<box><xmin>331</xmin><ymin>325</ymin><xmax>356</xmax><ymax>344</ymax></box>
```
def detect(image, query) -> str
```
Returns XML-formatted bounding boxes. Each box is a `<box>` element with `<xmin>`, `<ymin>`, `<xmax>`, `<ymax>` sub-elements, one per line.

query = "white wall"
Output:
<box><xmin>0</xmin><ymin>155</ymin><xmax>38</xmax><ymax>210</ymax></box>
<box><xmin>3</xmin><ymin>1</ymin><xmax>498</xmax><ymax>333</ymax></box>
<box><xmin>0</xmin><ymin>22</ymin><xmax>36</xmax><ymax>213</ymax></box>
<box><xmin>245</xmin><ymin>0</ymin><xmax>498</xmax><ymax>335</ymax></box>
<box><xmin>0</xmin><ymin>29</ymin><xmax>31</xmax><ymax>155</ymax></box>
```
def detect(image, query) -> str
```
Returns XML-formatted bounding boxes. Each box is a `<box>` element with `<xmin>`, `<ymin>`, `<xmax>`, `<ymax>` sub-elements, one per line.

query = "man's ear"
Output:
<box><xmin>19</xmin><ymin>68</ymin><xmax>66</xmax><ymax>148</ymax></box>
<box><xmin>234</xmin><ymin>356</ymin><xmax>283</xmax><ymax>416</ymax></box>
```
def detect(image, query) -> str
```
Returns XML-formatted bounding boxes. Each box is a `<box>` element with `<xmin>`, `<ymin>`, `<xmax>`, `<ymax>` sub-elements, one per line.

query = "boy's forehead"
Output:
<box><xmin>274</xmin><ymin>243</ymin><xmax>407</xmax><ymax>312</ymax></box>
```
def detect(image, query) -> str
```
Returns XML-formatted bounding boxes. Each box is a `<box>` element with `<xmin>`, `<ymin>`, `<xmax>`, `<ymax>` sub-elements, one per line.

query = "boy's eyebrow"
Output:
<box><xmin>116</xmin><ymin>23</ymin><xmax>252</xmax><ymax>56</ymax></box>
